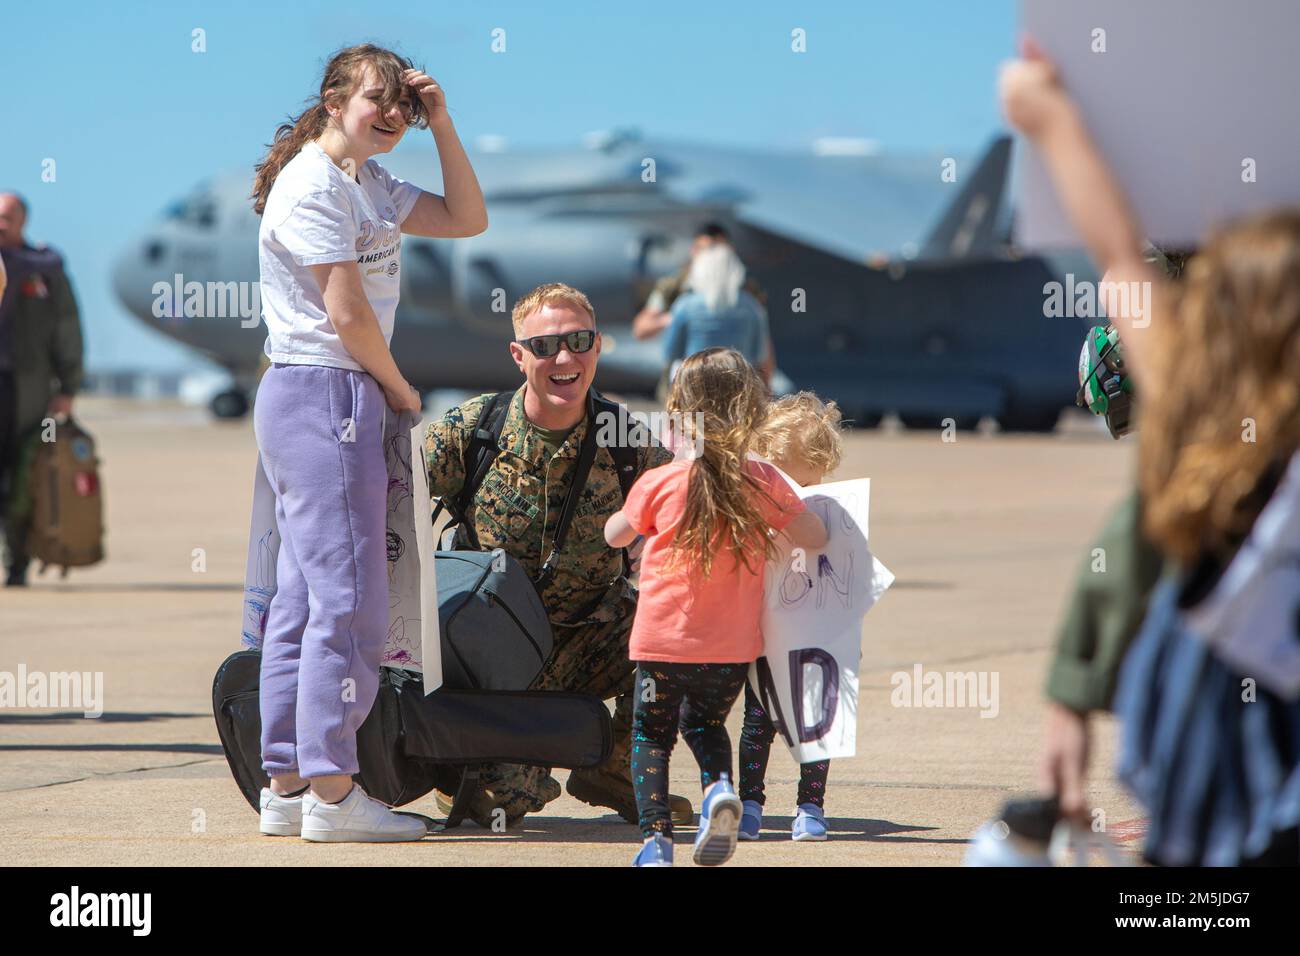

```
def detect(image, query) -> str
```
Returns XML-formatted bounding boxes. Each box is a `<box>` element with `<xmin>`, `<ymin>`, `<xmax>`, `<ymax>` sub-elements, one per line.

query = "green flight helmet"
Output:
<box><xmin>1076</xmin><ymin>324</ymin><xmax>1135</xmax><ymax>439</ymax></box>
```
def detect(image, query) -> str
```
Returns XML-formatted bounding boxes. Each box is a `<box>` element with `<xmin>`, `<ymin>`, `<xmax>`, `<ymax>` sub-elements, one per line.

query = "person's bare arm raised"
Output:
<box><xmin>999</xmin><ymin>37</ymin><xmax>1161</xmax><ymax>387</ymax></box>
<box><xmin>784</xmin><ymin>511</ymin><xmax>828</xmax><ymax>551</ymax></box>
<box><xmin>398</xmin><ymin>70</ymin><xmax>488</xmax><ymax>239</ymax></box>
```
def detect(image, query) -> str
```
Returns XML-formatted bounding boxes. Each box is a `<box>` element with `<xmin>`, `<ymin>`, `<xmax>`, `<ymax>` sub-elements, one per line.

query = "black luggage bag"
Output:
<box><xmin>213</xmin><ymin>549</ymin><xmax>612</xmax><ymax>828</ymax></box>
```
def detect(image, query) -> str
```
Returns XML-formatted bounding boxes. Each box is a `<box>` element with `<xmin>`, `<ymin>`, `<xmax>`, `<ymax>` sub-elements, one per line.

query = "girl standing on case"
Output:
<box><xmin>250</xmin><ymin>44</ymin><xmax>486</xmax><ymax>842</ymax></box>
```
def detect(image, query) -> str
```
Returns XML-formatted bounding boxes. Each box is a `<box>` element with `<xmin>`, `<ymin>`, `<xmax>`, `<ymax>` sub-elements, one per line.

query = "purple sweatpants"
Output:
<box><xmin>253</xmin><ymin>362</ymin><xmax>388</xmax><ymax>779</ymax></box>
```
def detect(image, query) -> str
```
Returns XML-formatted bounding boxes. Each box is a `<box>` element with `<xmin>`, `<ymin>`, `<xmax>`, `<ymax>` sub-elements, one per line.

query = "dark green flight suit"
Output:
<box><xmin>0</xmin><ymin>246</ymin><xmax>84</xmax><ymax>578</ymax></box>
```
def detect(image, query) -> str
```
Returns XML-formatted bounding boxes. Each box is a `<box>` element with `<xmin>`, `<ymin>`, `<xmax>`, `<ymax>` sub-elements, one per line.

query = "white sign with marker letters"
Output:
<box><xmin>1017</xmin><ymin>0</ymin><xmax>1300</xmax><ymax>249</ymax></box>
<box><xmin>751</xmin><ymin>475</ymin><xmax>894</xmax><ymax>763</ymax></box>
<box><xmin>241</xmin><ymin>409</ymin><xmax>442</xmax><ymax>690</ymax></box>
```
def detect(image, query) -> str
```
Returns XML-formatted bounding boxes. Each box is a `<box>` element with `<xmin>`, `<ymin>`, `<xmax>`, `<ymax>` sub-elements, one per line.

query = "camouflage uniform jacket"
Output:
<box><xmin>424</xmin><ymin>385</ymin><xmax>672</xmax><ymax>631</ymax></box>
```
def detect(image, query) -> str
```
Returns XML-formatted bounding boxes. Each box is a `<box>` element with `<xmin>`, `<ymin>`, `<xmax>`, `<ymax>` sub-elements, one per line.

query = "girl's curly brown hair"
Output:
<box><xmin>1139</xmin><ymin>209</ymin><xmax>1300</xmax><ymax>566</ymax></box>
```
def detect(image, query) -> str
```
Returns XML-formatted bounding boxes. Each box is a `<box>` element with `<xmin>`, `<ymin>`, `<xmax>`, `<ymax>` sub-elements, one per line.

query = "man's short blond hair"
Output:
<box><xmin>511</xmin><ymin>283</ymin><xmax>597</xmax><ymax>338</ymax></box>
<box><xmin>752</xmin><ymin>391</ymin><xmax>845</xmax><ymax>477</ymax></box>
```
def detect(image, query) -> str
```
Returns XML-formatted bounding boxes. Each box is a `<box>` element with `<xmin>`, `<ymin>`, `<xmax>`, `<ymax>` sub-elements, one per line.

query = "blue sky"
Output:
<box><xmin>0</xmin><ymin>0</ymin><xmax>1015</xmax><ymax>374</ymax></box>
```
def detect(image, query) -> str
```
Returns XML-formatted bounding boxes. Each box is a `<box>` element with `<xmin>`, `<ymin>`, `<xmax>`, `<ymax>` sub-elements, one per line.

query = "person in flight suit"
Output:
<box><xmin>424</xmin><ymin>281</ymin><xmax>693</xmax><ymax>826</ymax></box>
<box><xmin>0</xmin><ymin>192</ymin><xmax>85</xmax><ymax>587</ymax></box>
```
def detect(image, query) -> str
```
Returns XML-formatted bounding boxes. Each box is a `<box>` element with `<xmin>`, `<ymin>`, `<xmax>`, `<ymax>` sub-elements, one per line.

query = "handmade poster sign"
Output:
<box><xmin>751</xmin><ymin>474</ymin><xmax>894</xmax><ymax>763</ymax></box>
<box><xmin>240</xmin><ymin>409</ymin><xmax>442</xmax><ymax>691</ymax></box>
<box><xmin>1017</xmin><ymin>0</ymin><xmax>1300</xmax><ymax>249</ymax></box>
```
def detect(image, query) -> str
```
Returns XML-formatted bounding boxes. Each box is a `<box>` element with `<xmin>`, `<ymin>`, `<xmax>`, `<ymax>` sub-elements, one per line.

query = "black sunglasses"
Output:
<box><xmin>516</xmin><ymin>330</ymin><xmax>597</xmax><ymax>357</ymax></box>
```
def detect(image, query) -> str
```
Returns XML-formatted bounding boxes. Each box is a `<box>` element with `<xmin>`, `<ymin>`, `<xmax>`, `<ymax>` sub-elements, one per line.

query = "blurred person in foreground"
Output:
<box><xmin>1004</xmin><ymin>39</ymin><xmax>1300</xmax><ymax>866</ymax></box>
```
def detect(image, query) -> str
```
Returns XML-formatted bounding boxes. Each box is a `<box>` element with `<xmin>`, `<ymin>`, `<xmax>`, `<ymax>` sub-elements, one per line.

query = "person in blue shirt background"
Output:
<box><xmin>663</xmin><ymin>243</ymin><xmax>771</xmax><ymax>387</ymax></box>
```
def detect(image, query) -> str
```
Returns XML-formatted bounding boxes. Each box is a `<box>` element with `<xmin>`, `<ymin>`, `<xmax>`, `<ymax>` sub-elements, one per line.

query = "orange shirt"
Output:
<box><xmin>623</xmin><ymin>458</ymin><xmax>806</xmax><ymax>663</ymax></box>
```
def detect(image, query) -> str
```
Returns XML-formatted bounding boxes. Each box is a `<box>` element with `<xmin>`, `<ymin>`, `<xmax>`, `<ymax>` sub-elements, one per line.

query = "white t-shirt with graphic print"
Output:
<box><xmin>258</xmin><ymin>140</ymin><xmax>422</xmax><ymax>371</ymax></box>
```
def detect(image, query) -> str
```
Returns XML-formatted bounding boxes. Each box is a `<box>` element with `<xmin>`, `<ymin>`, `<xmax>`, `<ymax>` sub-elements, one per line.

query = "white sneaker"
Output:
<box><xmin>300</xmin><ymin>785</ymin><xmax>428</xmax><ymax>843</ymax></box>
<box><xmin>259</xmin><ymin>787</ymin><xmax>304</xmax><ymax>837</ymax></box>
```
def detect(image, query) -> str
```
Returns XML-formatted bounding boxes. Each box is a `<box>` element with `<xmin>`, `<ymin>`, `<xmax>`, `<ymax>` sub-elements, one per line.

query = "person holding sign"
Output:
<box><xmin>605</xmin><ymin>348</ymin><xmax>828</xmax><ymax>867</ymax></box>
<box><xmin>249</xmin><ymin>44</ymin><xmax>486</xmax><ymax>843</ymax></box>
<box><xmin>1003</xmin><ymin>40</ymin><xmax>1300</xmax><ymax>865</ymax></box>
<box><xmin>738</xmin><ymin>391</ymin><xmax>845</xmax><ymax>842</ymax></box>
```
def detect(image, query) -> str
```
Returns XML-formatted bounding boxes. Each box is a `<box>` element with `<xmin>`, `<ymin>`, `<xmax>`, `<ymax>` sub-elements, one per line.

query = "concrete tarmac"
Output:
<box><xmin>0</xmin><ymin>397</ymin><xmax>1144</xmax><ymax>866</ymax></box>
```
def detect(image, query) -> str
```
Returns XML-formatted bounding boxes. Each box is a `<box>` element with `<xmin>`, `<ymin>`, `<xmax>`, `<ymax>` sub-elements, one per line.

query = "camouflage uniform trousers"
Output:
<box><xmin>478</xmin><ymin>609</ymin><xmax>636</xmax><ymax>819</ymax></box>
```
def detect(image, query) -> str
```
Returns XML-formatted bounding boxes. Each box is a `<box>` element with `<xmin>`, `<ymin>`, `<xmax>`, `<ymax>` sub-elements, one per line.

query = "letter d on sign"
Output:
<box><xmin>754</xmin><ymin>657</ymin><xmax>794</xmax><ymax>748</ymax></box>
<box><xmin>790</xmin><ymin>648</ymin><xmax>838</xmax><ymax>744</ymax></box>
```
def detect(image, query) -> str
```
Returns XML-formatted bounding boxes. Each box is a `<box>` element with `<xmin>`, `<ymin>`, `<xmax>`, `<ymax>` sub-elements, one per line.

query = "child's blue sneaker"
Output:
<box><xmin>632</xmin><ymin>833</ymin><xmax>673</xmax><ymax>867</ymax></box>
<box><xmin>693</xmin><ymin>774</ymin><xmax>742</xmax><ymax>866</ymax></box>
<box><xmin>792</xmin><ymin>803</ymin><xmax>828</xmax><ymax>842</ymax></box>
<box><xmin>739</xmin><ymin>800</ymin><xmax>763</xmax><ymax>841</ymax></box>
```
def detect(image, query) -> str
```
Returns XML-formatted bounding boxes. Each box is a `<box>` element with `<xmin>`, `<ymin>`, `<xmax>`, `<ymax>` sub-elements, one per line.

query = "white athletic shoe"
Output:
<box><xmin>259</xmin><ymin>787</ymin><xmax>304</xmax><ymax>837</ymax></box>
<box><xmin>300</xmin><ymin>785</ymin><xmax>428</xmax><ymax>843</ymax></box>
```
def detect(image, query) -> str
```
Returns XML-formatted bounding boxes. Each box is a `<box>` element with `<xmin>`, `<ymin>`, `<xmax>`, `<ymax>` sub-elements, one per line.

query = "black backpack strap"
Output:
<box><xmin>431</xmin><ymin>390</ymin><xmax>515</xmax><ymax>551</ymax></box>
<box><xmin>591</xmin><ymin>391</ymin><xmax>643</xmax><ymax>503</ymax></box>
<box><xmin>534</xmin><ymin>392</ymin><xmax>601</xmax><ymax>592</ymax></box>
<box><xmin>436</xmin><ymin>389</ymin><xmax>649</xmax><ymax>585</ymax></box>
<box><xmin>443</xmin><ymin>765</ymin><xmax>483</xmax><ymax>829</ymax></box>
<box><xmin>589</xmin><ymin>391</ymin><xmax>653</xmax><ymax>577</ymax></box>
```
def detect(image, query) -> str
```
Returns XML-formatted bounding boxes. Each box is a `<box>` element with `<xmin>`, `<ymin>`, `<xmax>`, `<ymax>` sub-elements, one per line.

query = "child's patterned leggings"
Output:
<box><xmin>631</xmin><ymin>661</ymin><xmax>748</xmax><ymax>838</ymax></box>
<box><xmin>739</xmin><ymin>680</ymin><xmax>830</xmax><ymax>808</ymax></box>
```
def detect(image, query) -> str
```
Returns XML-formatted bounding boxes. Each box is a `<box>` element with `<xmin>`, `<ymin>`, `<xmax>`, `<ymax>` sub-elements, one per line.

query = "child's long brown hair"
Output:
<box><xmin>664</xmin><ymin>348</ymin><xmax>781</xmax><ymax>577</ymax></box>
<box><xmin>251</xmin><ymin>44</ymin><xmax>428</xmax><ymax>215</ymax></box>
<box><xmin>1140</xmin><ymin>209</ymin><xmax>1300</xmax><ymax>566</ymax></box>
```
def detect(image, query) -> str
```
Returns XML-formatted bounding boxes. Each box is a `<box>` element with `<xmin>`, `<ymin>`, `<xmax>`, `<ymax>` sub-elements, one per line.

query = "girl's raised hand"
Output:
<box><xmin>404</xmin><ymin>69</ymin><xmax>448</xmax><ymax>127</ymax></box>
<box><xmin>999</xmin><ymin>35</ymin><xmax>1068</xmax><ymax>138</ymax></box>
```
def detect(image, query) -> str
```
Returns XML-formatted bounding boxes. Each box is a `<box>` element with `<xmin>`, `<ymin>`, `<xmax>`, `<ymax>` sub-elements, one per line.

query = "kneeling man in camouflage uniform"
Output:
<box><xmin>423</xmin><ymin>282</ymin><xmax>691</xmax><ymax>826</ymax></box>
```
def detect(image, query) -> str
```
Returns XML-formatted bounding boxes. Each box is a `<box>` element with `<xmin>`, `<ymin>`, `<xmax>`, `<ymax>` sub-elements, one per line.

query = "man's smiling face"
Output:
<box><xmin>509</xmin><ymin>301</ymin><xmax>601</xmax><ymax>427</ymax></box>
